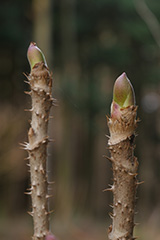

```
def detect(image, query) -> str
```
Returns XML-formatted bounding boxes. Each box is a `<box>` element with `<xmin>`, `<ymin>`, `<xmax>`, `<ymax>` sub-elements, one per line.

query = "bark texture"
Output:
<box><xmin>107</xmin><ymin>106</ymin><xmax>138</xmax><ymax>240</ymax></box>
<box><xmin>25</xmin><ymin>62</ymin><xmax>53</xmax><ymax>240</ymax></box>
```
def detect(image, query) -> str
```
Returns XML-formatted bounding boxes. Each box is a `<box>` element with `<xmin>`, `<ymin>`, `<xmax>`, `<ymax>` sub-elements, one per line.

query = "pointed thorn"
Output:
<box><xmin>24</xmin><ymin>80</ymin><xmax>30</xmax><ymax>85</ymax></box>
<box><xmin>102</xmin><ymin>187</ymin><xmax>113</xmax><ymax>192</ymax></box>
<box><xmin>24</xmin><ymin>191</ymin><xmax>32</xmax><ymax>195</ymax></box>
<box><xmin>46</xmin><ymin>194</ymin><xmax>53</xmax><ymax>199</ymax></box>
<box><xmin>103</xmin><ymin>155</ymin><xmax>114</xmax><ymax>162</ymax></box>
<box><xmin>24</xmin><ymin>108</ymin><xmax>33</xmax><ymax>112</ymax></box>
<box><xmin>24</xmin><ymin>91</ymin><xmax>31</xmax><ymax>95</ymax></box>
<box><xmin>128</xmin><ymin>172</ymin><xmax>138</xmax><ymax>177</ymax></box>
<box><xmin>26</xmin><ymin>187</ymin><xmax>33</xmax><ymax>191</ymax></box>
<box><xmin>48</xmin><ymin>181</ymin><xmax>55</xmax><ymax>185</ymax></box>
<box><xmin>105</xmin><ymin>135</ymin><xmax>110</xmax><ymax>139</ymax></box>
<box><xmin>136</xmin><ymin>181</ymin><xmax>144</xmax><ymax>185</ymax></box>
<box><xmin>109</xmin><ymin>204</ymin><xmax>113</xmax><ymax>208</ymax></box>
<box><xmin>109</xmin><ymin>212</ymin><xmax>114</xmax><ymax>219</ymax></box>
<box><xmin>19</xmin><ymin>142</ymin><xmax>29</xmax><ymax>147</ymax></box>
<box><xmin>40</xmin><ymin>164</ymin><xmax>45</xmax><ymax>174</ymax></box>
<box><xmin>27</xmin><ymin>211</ymin><xmax>34</xmax><ymax>217</ymax></box>
<box><xmin>23</xmin><ymin>72</ymin><xmax>28</xmax><ymax>77</ymax></box>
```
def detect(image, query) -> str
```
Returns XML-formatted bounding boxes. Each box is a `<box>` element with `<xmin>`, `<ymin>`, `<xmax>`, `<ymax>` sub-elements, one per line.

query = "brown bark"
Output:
<box><xmin>107</xmin><ymin>106</ymin><xmax>139</xmax><ymax>240</ymax></box>
<box><xmin>25</xmin><ymin>62</ymin><xmax>53</xmax><ymax>240</ymax></box>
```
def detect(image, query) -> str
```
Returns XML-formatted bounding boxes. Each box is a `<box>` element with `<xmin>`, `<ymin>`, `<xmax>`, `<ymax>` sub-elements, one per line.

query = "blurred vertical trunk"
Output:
<box><xmin>32</xmin><ymin>0</ymin><xmax>54</xmax><ymax>215</ymax></box>
<box><xmin>56</xmin><ymin>0</ymin><xmax>79</xmax><ymax>221</ymax></box>
<box><xmin>32</xmin><ymin>0</ymin><xmax>53</xmax><ymax>66</ymax></box>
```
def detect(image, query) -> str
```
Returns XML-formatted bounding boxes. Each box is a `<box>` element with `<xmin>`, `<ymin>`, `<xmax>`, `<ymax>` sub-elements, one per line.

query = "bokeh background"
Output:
<box><xmin>0</xmin><ymin>0</ymin><xmax>160</xmax><ymax>239</ymax></box>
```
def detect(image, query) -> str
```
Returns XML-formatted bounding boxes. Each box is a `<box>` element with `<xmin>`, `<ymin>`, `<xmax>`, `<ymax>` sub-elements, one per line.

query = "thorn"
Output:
<box><xmin>32</xmin><ymin>181</ymin><xmax>36</xmax><ymax>187</ymax></box>
<box><xmin>40</xmin><ymin>164</ymin><xmax>45</xmax><ymax>174</ymax></box>
<box><xmin>20</xmin><ymin>144</ymin><xmax>30</xmax><ymax>150</ymax></box>
<box><xmin>48</xmin><ymin>181</ymin><xmax>55</xmax><ymax>185</ymax></box>
<box><xmin>23</xmin><ymin>72</ymin><xmax>29</xmax><ymax>78</ymax></box>
<box><xmin>41</xmin><ymin>204</ymin><xmax>45</xmax><ymax>210</ymax></box>
<box><xmin>42</xmin><ymin>138</ymin><xmax>48</xmax><ymax>144</ymax></box>
<box><xmin>45</xmin><ymin>117</ymin><xmax>50</xmax><ymax>122</ymax></box>
<box><xmin>27</xmin><ymin>211</ymin><xmax>34</xmax><ymax>217</ymax></box>
<box><xmin>24</xmin><ymin>80</ymin><xmax>30</xmax><ymax>85</ymax></box>
<box><xmin>19</xmin><ymin>142</ymin><xmax>29</xmax><ymax>147</ymax></box>
<box><xmin>46</xmin><ymin>194</ymin><xmax>53</xmax><ymax>199</ymax></box>
<box><xmin>24</xmin><ymin>91</ymin><xmax>31</xmax><ymax>95</ymax></box>
<box><xmin>105</xmin><ymin>134</ymin><xmax>110</xmax><ymax>139</ymax></box>
<box><xmin>45</xmin><ymin>211</ymin><xmax>49</xmax><ymax>215</ymax></box>
<box><xmin>26</xmin><ymin>187</ymin><xmax>33</xmax><ymax>191</ymax></box>
<box><xmin>37</xmin><ymin>190</ymin><xmax>41</xmax><ymax>197</ymax></box>
<box><xmin>24</xmin><ymin>191</ymin><xmax>32</xmax><ymax>195</ymax></box>
<box><xmin>34</xmin><ymin>166</ymin><xmax>38</xmax><ymax>172</ymax></box>
<box><xmin>136</xmin><ymin>181</ymin><xmax>144</xmax><ymax>185</ymax></box>
<box><xmin>109</xmin><ymin>212</ymin><xmax>115</xmax><ymax>219</ymax></box>
<box><xmin>24</xmin><ymin>108</ymin><xmax>34</xmax><ymax>112</ymax></box>
<box><xmin>102</xmin><ymin>186</ymin><xmax>114</xmax><ymax>192</ymax></box>
<box><xmin>109</xmin><ymin>204</ymin><xmax>113</xmax><ymax>208</ymax></box>
<box><xmin>103</xmin><ymin>155</ymin><xmax>114</xmax><ymax>162</ymax></box>
<box><xmin>24</xmin><ymin>156</ymin><xmax>30</xmax><ymax>160</ymax></box>
<box><xmin>128</xmin><ymin>172</ymin><xmax>138</xmax><ymax>177</ymax></box>
<box><xmin>26</xmin><ymin>163</ymin><xmax>30</xmax><ymax>167</ymax></box>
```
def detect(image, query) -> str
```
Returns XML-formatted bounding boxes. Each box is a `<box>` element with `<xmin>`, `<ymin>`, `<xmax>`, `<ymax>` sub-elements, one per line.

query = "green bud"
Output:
<box><xmin>27</xmin><ymin>42</ymin><xmax>48</xmax><ymax>69</ymax></box>
<box><xmin>111</xmin><ymin>72</ymin><xmax>135</xmax><ymax>118</ymax></box>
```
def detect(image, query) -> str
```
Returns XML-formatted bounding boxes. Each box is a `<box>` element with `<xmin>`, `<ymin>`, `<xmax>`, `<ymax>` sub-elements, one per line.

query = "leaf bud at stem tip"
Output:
<box><xmin>111</xmin><ymin>72</ymin><xmax>135</xmax><ymax>119</ymax></box>
<box><xmin>27</xmin><ymin>42</ymin><xmax>48</xmax><ymax>70</ymax></box>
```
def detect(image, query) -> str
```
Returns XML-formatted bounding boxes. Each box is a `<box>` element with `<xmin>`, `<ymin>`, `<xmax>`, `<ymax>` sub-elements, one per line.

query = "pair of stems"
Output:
<box><xmin>25</xmin><ymin>43</ymin><xmax>139</xmax><ymax>240</ymax></box>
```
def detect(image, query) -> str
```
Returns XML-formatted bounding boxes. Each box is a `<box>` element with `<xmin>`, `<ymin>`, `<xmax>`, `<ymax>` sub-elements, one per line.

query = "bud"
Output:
<box><xmin>111</xmin><ymin>72</ymin><xmax>135</xmax><ymax>119</ymax></box>
<box><xmin>27</xmin><ymin>42</ymin><xmax>48</xmax><ymax>69</ymax></box>
<box><xmin>45</xmin><ymin>233</ymin><xmax>57</xmax><ymax>240</ymax></box>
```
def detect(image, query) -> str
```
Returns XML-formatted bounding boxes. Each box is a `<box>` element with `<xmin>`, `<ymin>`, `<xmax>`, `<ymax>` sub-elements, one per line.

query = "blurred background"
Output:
<box><xmin>0</xmin><ymin>0</ymin><xmax>160</xmax><ymax>239</ymax></box>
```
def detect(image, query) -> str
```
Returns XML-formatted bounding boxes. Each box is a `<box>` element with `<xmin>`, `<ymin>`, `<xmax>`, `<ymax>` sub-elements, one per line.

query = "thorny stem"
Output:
<box><xmin>25</xmin><ymin>43</ymin><xmax>53</xmax><ymax>240</ymax></box>
<box><xmin>107</xmin><ymin>73</ymin><xmax>139</xmax><ymax>240</ymax></box>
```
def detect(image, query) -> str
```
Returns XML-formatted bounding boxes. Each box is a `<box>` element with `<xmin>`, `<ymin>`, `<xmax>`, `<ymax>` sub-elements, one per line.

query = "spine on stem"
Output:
<box><xmin>107</xmin><ymin>73</ymin><xmax>139</xmax><ymax>240</ymax></box>
<box><xmin>25</xmin><ymin>42</ymin><xmax>53</xmax><ymax>240</ymax></box>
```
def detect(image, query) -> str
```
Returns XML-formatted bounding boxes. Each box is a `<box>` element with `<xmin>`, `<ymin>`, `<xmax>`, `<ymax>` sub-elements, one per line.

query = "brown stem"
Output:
<box><xmin>107</xmin><ymin>106</ymin><xmax>139</xmax><ymax>240</ymax></box>
<box><xmin>25</xmin><ymin>62</ymin><xmax>53</xmax><ymax>240</ymax></box>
